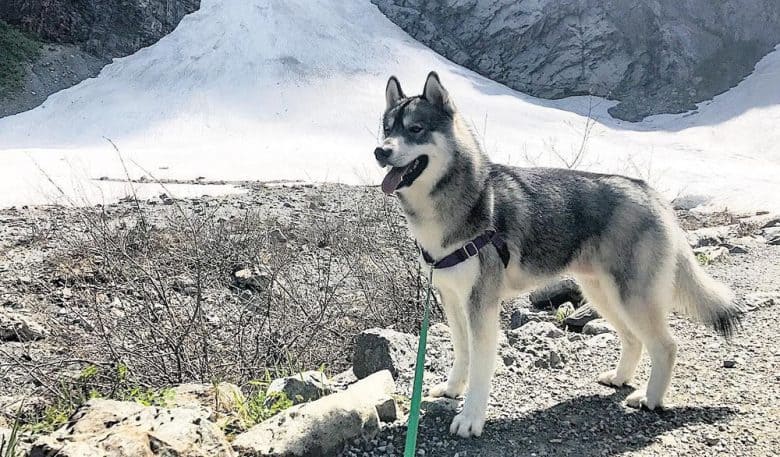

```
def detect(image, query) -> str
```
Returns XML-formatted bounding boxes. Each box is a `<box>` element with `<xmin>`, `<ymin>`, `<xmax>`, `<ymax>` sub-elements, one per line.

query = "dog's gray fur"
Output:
<box><xmin>376</xmin><ymin>72</ymin><xmax>742</xmax><ymax>438</ymax></box>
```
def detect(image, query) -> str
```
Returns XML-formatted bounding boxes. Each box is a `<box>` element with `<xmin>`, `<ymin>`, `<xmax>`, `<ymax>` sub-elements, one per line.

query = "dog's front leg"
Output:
<box><xmin>450</xmin><ymin>292</ymin><xmax>499</xmax><ymax>438</ymax></box>
<box><xmin>429</xmin><ymin>286</ymin><xmax>469</xmax><ymax>398</ymax></box>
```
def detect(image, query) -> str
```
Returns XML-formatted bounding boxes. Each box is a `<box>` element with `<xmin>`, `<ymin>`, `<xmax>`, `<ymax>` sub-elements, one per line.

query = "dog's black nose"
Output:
<box><xmin>374</xmin><ymin>147</ymin><xmax>392</xmax><ymax>161</ymax></box>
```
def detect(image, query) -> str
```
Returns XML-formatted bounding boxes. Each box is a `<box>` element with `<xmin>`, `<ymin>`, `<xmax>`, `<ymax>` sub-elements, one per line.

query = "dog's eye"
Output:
<box><xmin>409</xmin><ymin>125</ymin><xmax>424</xmax><ymax>133</ymax></box>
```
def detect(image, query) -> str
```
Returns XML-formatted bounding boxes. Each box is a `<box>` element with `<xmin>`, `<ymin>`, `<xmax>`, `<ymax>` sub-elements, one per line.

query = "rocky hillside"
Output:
<box><xmin>371</xmin><ymin>0</ymin><xmax>780</xmax><ymax>121</ymax></box>
<box><xmin>1</xmin><ymin>182</ymin><xmax>779</xmax><ymax>456</ymax></box>
<box><xmin>0</xmin><ymin>0</ymin><xmax>200</xmax><ymax>117</ymax></box>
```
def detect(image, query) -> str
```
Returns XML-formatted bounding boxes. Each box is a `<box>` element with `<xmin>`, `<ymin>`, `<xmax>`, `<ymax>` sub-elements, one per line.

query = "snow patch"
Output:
<box><xmin>0</xmin><ymin>0</ymin><xmax>778</xmax><ymax>211</ymax></box>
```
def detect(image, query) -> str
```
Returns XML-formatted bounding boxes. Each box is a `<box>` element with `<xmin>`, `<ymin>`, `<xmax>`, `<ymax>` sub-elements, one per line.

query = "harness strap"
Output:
<box><xmin>419</xmin><ymin>230</ymin><xmax>510</xmax><ymax>269</ymax></box>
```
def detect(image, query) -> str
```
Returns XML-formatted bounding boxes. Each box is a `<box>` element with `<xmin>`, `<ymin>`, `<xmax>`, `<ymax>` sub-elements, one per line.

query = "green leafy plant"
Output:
<box><xmin>24</xmin><ymin>363</ymin><xmax>174</xmax><ymax>433</ymax></box>
<box><xmin>0</xmin><ymin>20</ymin><xmax>41</xmax><ymax>92</ymax></box>
<box><xmin>235</xmin><ymin>385</ymin><xmax>293</xmax><ymax>427</ymax></box>
<box><xmin>696</xmin><ymin>252</ymin><xmax>711</xmax><ymax>266</ymax></box>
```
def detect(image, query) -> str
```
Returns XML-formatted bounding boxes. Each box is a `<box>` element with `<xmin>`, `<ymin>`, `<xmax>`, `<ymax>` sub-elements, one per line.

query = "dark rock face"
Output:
<box><xmin>0</xmin><ymin>0</ymin><xmax>199</xmax><ymax>117</ymax></box>
<box><xmin>0</xmin><ymin>0</ymin><xmax>200</xmax><ymax>59</ymax></box>
<box><xmin>371</xmin><ymin>0</ymin><xmax>780</xmax><ymax>121</ymax></box>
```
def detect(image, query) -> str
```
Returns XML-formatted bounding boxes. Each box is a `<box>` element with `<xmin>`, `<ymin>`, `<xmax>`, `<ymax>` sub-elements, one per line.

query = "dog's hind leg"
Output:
<box><xmin>622</xmin><ymin>299</ymin><xmax>677</xmax><ymax>410</ymax></box>
<box><xmin>579</xmin><ymin>278</ymin><xmax>643</xmax><ymax>387</ymax></box>
<box><xmin>449</xmin><ymin>291</ymin><xmax>500</xmax><ymax>438</ymax></box>
<box><xmin>429</xmin><ymin>286</ymin><xmax>469</xmax><ymax>398</ymax></box>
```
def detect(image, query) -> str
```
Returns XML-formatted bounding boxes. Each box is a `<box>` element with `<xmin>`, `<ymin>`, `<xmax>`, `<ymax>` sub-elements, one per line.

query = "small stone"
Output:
<box><xmin>582</xmin><ymin>319</ymin><xmax>615</xmax><ymax>335</ymax></box>
<box><xmin>509</xmin><ymin>308</ymin><xmax>532</xmax><ymax>329</ymax></box>
<box><xmin>548</xmin><ymin>350</ymin><xmax>564</xmax><ymax>369</ymax></box>
<box><xmin>420</xmin><ymin>397</ymin><xmax>459</xmax><ymax>416</ymax></box>
<box><xmin>265</xmin><ymin>371</ymin><xmax>333</xmax><ymax>406</ymax></box>
<box><xmin>723</xmin><ymin>360</ymin><xmax>736</xmax><ymax>368</ymax></box>
<box><xmin>586</xmin><ymin>333</ymin><xmax>616</xmax><ymax>348</ymax></box>
<box><xmin>375</xmin><ymin>396</ymin><xmax>397</xmax><ymax>422</ymax></box>
<box><xmin>745</xmin><ymin>292</ymin><xmax>779</xmax><ymax>310</ymax></box>
<box><xmin>232</xmin><ymin>267</ymin><xmax>271</xmax><ymax>291</ymax></box>
<box><xmin>0</xmin><ymin>309</ymin><xmax>47</xmax><ymax>342</ymax></box>
<box><xmin>704</xmin><ymin>435</ymin><xmax>720</xmax><ymax>446</ymax></box>
<box><xmin>720</xmin><ymin>243</ymin><xmax>748</xmax><ymax>254</ymax></box>
<box><xmin>563</xmin><ymin>302</ymin><xmax>599</xmax><ymax>330</ymax></box>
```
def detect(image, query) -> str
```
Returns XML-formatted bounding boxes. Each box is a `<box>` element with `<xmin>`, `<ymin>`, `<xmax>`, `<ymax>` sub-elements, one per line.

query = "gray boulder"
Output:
<box><xmin>232</xmin><ymin>370</ymin><xmax>395</xmax><ymax>457</ymax></box>
<box><xmin>265</xmin><ymin>371</ymin><xmax>333</xmax><ymax>407</ymax></box>
<box><xmin>353</xmin><ymin>328</ymin><xmax>416</xmax><ymax>379</ymax></box>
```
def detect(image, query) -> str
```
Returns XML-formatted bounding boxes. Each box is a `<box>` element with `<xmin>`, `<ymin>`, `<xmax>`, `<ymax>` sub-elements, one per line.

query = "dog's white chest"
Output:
<box><xmin>425</xmin><ymin>256</ymin><xmax>480</xmax><ymax>304</ymax></box>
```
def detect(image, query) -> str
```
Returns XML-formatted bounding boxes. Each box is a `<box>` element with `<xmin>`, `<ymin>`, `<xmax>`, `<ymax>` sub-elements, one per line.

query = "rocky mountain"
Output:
<box><xmin>371</xmin><ymin>0</ymin><xmax>780</xmax><ymax>121</ymax></box>
<box><xmin>0</xmin><ymin>0</ymin><xmax>200</xmax><ymax>117</ymax></box>
<box><xmin>0</xmin><ymin>0</ymin><xmax>200</xmax><ymax>58</ymax></box>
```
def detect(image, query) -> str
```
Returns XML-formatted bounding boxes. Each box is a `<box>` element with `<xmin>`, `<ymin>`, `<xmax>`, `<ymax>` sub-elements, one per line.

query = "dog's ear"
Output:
<box><xmin>422</xmin><ymin>71</ymin><xmax>454</xmax><ymax>114</ymax></box>
<box><xmin>385</xmin><ymin>76</ymin><xmax>405</xmax><ymax>109</ymax></box>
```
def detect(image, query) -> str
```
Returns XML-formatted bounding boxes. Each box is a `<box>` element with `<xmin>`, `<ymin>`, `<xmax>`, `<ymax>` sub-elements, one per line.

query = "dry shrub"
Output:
<box><xmin>41</xmin><ymin>185</ymin><xmax>435</xmax><ymax>388</ymax></box>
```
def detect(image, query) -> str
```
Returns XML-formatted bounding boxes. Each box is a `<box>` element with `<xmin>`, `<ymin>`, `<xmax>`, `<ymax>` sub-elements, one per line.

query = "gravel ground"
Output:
<box><xmin>0</xmin><ymin>183</ymin><xmax>778</xmax><ymax>456</ymax></box>
<box><xmin>343</xmin><ymin>237</ymin><xmax>780</xmax><ymax>457</ymax></box>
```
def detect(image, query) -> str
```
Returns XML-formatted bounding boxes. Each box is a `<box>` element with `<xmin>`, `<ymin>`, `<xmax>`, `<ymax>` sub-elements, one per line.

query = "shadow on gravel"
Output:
<box><xmin>419</xmin><ymin>390</ymin><xmax>737</xmax><ymax>457</ymax></box>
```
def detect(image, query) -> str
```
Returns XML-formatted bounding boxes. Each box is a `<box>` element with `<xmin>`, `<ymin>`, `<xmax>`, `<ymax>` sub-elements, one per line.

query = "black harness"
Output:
<box><xmin>419</xmin><ymin>230</ymin><xmax>510</xmax><ymax>269</ymax></box>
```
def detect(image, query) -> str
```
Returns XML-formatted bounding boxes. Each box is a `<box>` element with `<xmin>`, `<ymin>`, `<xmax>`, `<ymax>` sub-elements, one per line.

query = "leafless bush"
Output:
<box><xmin>33</xmin><ymin>185</ymin><xmax>432</xmax><ymax>391</ymax></box>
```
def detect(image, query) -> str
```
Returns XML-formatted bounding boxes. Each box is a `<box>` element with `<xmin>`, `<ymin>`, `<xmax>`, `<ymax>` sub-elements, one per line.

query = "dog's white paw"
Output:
<box><xmin>449</xmin><ymin>408</ymin><xmax>485</xmax><ymax>438</ymax></box>
<box><xmin>428</xmin><ymin>381</ymin><xmax>465</xmax><ymax>399</ymax></box>
<box><xmin>626</xmin><ymin>389</ymin><xmax>663</xmax><ymax>410</ymax></box>
<box><xmin>598</xmin><ymin>369</ymin><xmax>628</xmax><ymax>387</ymax></box>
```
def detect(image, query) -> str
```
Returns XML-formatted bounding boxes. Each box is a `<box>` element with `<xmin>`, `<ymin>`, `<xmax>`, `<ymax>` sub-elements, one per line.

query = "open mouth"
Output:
<box><xmin>381</xmin><ymin>155</ymin><xmax>429</xmax><ymax>194</ymax></box>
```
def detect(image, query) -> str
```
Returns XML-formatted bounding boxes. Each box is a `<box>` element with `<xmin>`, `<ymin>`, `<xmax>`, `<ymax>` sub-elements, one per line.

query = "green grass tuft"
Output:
<box><xmin>0</xmin><ymin>20</ymin><xmax>42</xmax><ymax>92</ymax></box>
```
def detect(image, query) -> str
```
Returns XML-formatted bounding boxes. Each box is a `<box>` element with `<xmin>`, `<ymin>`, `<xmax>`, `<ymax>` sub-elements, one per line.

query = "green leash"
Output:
<box><xmin>404</xmin><ymin>266</ymin><xmax>434</xmax><ymax>457</ymax></box>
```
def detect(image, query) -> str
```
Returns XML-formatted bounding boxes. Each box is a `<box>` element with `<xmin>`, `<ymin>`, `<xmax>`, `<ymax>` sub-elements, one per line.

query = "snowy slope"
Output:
<box><xmin>0</xmin><ymin>0</ymin><xmax>778</xmax><ymax>211</ymax></box>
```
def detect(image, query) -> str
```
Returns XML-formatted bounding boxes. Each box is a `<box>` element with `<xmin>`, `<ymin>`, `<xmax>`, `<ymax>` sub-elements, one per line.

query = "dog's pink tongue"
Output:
<box><xmin>381</xmin><ymin>166</ymin><xmax>406</xmax><ymax>194</ymax></box>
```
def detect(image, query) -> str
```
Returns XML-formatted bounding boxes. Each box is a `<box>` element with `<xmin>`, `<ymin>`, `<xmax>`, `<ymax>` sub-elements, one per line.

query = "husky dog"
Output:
<box><xmin>374</xmin><ymin>72</ymin><xmax>741</xmax><ymax>438</ymax></box>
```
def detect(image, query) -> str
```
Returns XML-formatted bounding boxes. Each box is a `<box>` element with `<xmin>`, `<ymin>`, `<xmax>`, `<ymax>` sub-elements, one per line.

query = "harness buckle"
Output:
<box><xmin>462</xmin><ymin>241</ymin><xmax>478</xmax><ymax>258</ymax></box>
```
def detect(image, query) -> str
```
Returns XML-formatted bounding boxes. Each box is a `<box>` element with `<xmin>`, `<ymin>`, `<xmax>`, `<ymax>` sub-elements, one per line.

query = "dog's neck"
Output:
<box><xmin>397</xmin><ymin>116</ymin><xmax>493</xmax><ymax>259</ymax></box>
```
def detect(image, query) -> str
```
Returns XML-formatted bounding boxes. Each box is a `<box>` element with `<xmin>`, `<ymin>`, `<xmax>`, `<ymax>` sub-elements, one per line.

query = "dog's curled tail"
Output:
<box><xmin>672</xmin><ymin>249</ymin><xmax>742</xmax><ymax>338</ymax></box>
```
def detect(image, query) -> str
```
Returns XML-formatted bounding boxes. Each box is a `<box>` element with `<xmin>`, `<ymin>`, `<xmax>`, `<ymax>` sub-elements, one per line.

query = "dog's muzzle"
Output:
<box><xmin>374</xmin><ymin>147</ymin><xmax>392</xmax><ymax>166</ymax></box>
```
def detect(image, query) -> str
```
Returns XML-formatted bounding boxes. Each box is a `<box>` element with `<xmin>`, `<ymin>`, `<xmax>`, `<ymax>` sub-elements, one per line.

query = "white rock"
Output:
<box><xmin>586</xmin><ymin>333</ymin><xmax>617</xmax><ymax>348</ymax></box>
<box><xmin>170</xmin><ymin>382</ymin><xmax>244</xmax><ymax>419</ymax></box>
<box><xmin>232</xmin><ymin>370</ymin><xmax>395</xmax><ymax>457</ymax></box>
<box><xmin>582</xmin><ymin>318</ymin><xmax>615</xmax><ymax>335</ymax></box>
<box><xmin>30</xmin><ymin>399</ymin><xmax>234</xmax><ymax>457</ymax></box>
<box><xmin>265</xmin><ymin>371</ymin><xmax>333</xmax><ymax>406</ymax></box>
<box><xmin>509</xmin><ymin>321</ymin><xmax>565</xmax><ymax>341</ymax></box>
<box><xmin>0</xmin><ymin>309</ymin><xmax>47</xmax><ymax>342</ymax></box>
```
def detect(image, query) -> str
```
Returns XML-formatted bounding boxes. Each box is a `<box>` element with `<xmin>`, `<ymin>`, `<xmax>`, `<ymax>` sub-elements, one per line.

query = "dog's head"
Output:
<box><xmin>375</xmin><ymin>72</ymin><xmax>456</xmax><ymax>195</ymax></box>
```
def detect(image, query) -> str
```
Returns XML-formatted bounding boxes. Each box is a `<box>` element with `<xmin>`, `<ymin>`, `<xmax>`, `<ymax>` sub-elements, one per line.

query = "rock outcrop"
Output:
<box><xmin>29</xmin><ymin>399</ymin><xmax>234</xmax><ymax>457</ymax></box>
<box><xmin>0</xmin><ymin>0</ymin><xmax>200</xmax><ymax>117</ymax></box>
<box><xmin>371</xmin><ymin>0</ymin><xmax>780</xmax><ymax>121</ymax></box>
<box><xmin>232</xmin><ymin>370</ymin><xmax>396</xmax><ymax>457</ymax></box>
<box><xmin>0</xmin><ymin>0</ymin><xmax>200</xmax><ymax>59</ymax></box>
